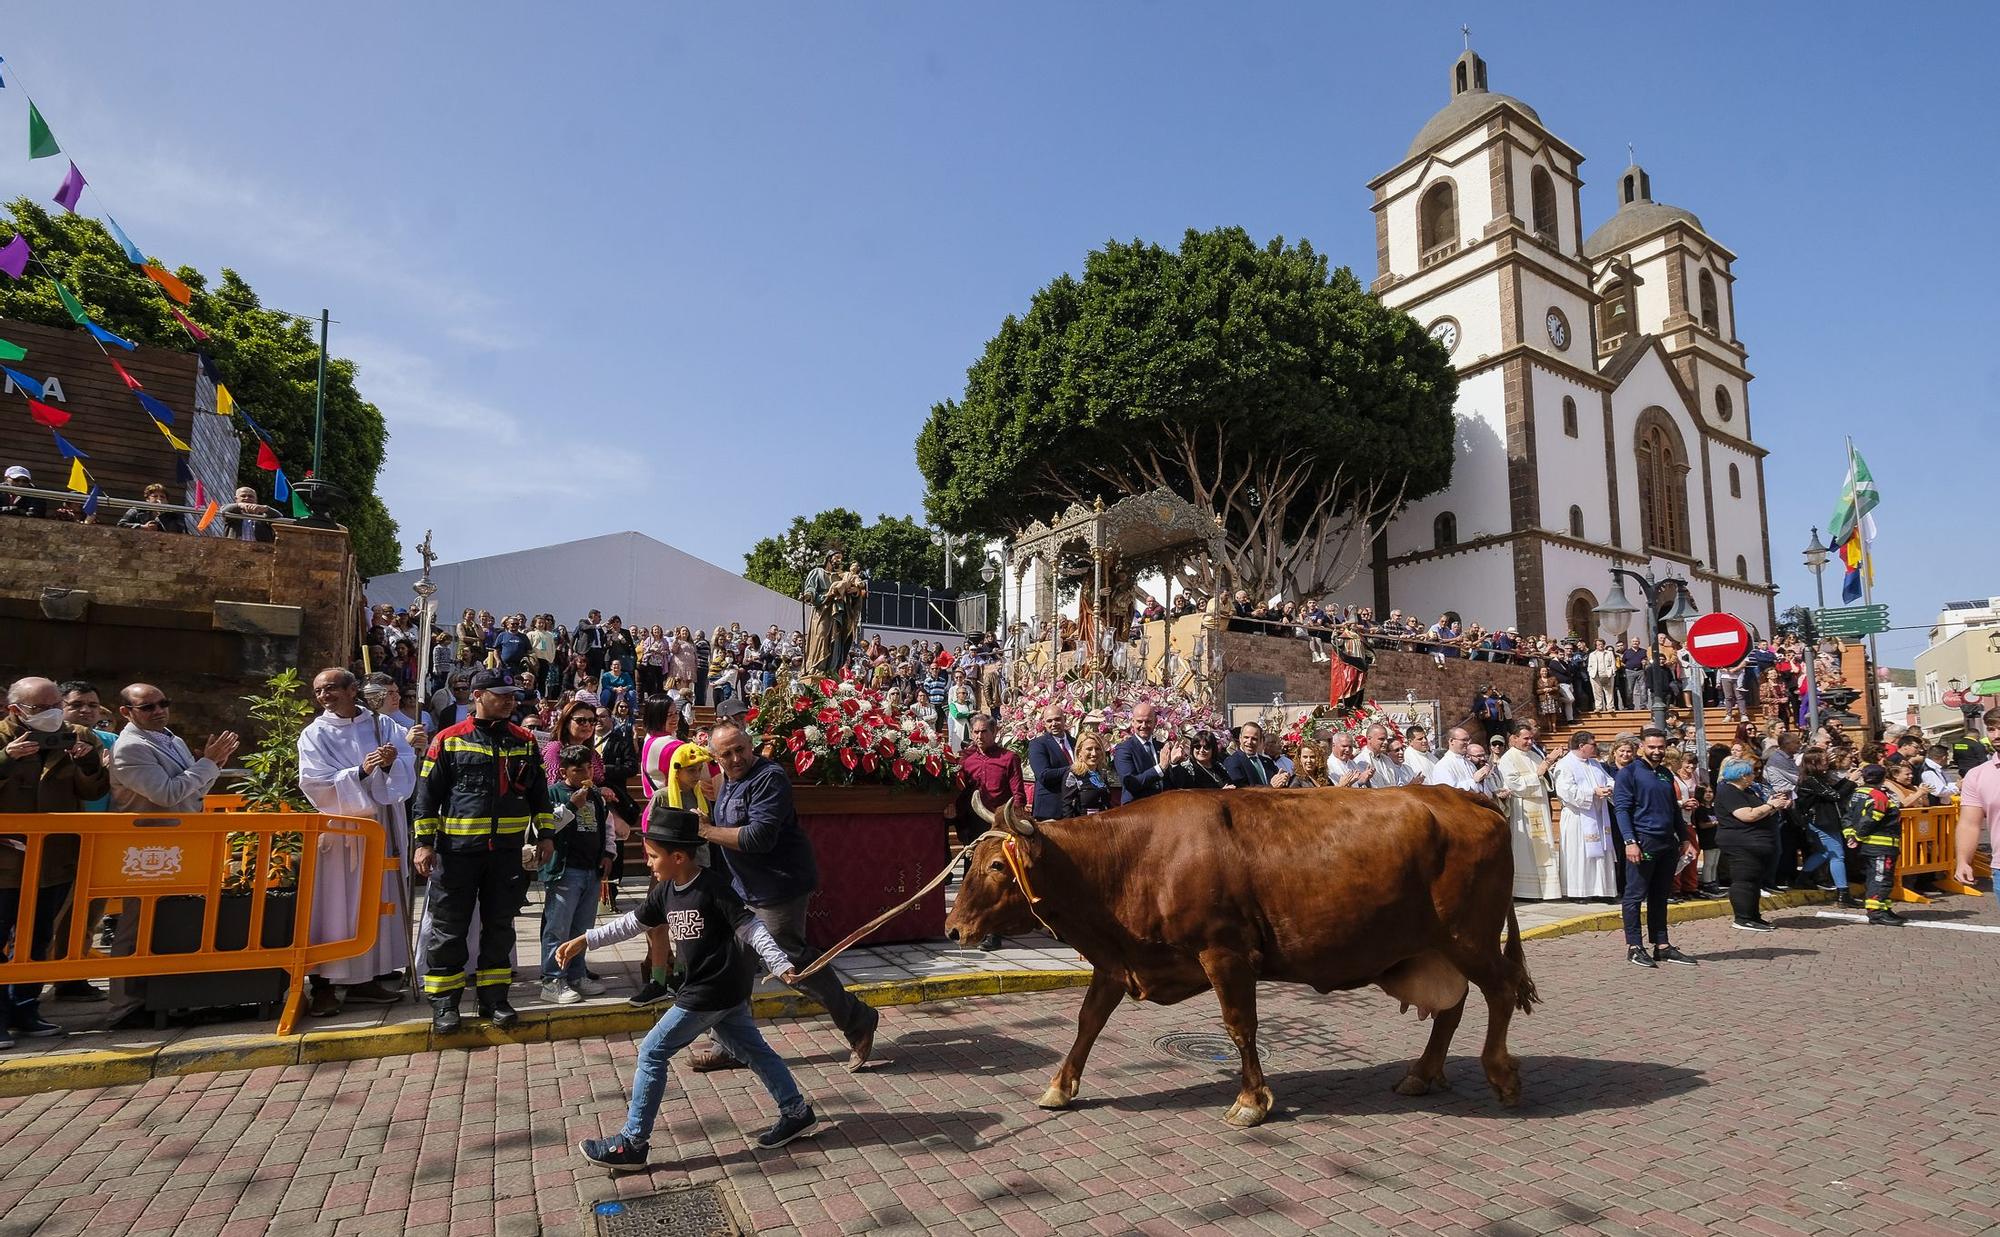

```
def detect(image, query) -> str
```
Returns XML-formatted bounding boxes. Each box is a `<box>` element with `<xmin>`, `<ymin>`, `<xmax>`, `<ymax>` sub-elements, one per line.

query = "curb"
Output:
<box><xmin>0</xmin><ymin>893</ymin><xmax>1843</xmax><ymax>1098</ymax></box>
<box><xmin>0</xmin><ymin>967</ymin><xmax>1096</xmax><ymax>1099</ymax></box>
<box><xmin>1516</xmin><ymin>888</ymin><xmax>1836</xmax><ymax>942</ymax></box>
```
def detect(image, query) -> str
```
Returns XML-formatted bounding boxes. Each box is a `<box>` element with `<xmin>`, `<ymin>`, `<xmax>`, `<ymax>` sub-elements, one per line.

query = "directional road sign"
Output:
<box><xmin>1815</xmin><ymin>605</ymin><xmax>1889</xmax><ymax>637</ymax></box>
<box><xmin>1685</xmin><ymin>612</ymin><xmax>1752</xmax><ymax>670</ymax></box>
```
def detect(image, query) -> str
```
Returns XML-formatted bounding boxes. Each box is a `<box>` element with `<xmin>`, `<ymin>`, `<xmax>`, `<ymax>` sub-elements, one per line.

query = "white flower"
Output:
<box><xmin>804</xmin><ymin>725</ymin><xmax>825</xmax><ymax>744</ymax></box>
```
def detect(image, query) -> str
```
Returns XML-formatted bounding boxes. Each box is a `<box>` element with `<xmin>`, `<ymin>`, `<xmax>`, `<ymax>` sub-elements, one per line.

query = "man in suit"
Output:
<box><xmin>1222</xmin><ymin>722</ymin><xmax>1285</xmax><ymax>788</ymax></box>
<box><xmin>1112</xmin><ymin>702</ymin><xmax>1185</xmax><ymax>805</ymax></box>
<box><xmin>1025</xmin><ymin>705</ymin><xmax>1075</xmax><ymax>820</ymax></box>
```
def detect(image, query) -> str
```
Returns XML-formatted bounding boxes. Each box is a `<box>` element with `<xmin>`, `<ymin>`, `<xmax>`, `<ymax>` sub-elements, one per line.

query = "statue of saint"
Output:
<box><xmin>801</xmin><ymin>550</ymin><xmax>866</xmax><ymax>676</ymax></box>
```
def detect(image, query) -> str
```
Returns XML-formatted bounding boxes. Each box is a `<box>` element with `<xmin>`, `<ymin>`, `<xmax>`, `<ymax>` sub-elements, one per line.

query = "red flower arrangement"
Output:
<box><xmin>751</xmin><ymin>677</ymin><xmax>958</xmax><ymax>792</ymax></box>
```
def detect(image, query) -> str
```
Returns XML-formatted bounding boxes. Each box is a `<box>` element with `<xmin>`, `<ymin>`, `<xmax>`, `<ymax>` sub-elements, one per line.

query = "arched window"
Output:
<box><xmin>1715</xmin><ymin>385</ymin><xmax>1733</xmax><ymax>422</ymax></box>
<box><xmin>1562</xmin><ymin>396</ymin><xmax>1578</xmax><ymax>438</ymax></box>
<box><xmin>1735</xmin><ymin>555</ymin><xmax>1748</xmax><ymax>580</ymax></box>
<box><xmin>1530</xmin><ymin>168</ymin><xmax>1558</xmax><ymax>241</ymax></box>
<box><xmin>1728</xmin><ymin>463</ymin><xmax>1741</xmax><ymax>498</ymax></box>
<box><xmin>1568</xmin><ymin>505</ymin><xmax>1585</xmax><ymax>538</ymax></box>
<box><xmin>1433</xmin><ymin>511</ymin><xmax>1457</xmax><ymax>550</ymax></box>
<box><xmin>1566</xmin><ymin>590</ymin><xmax>1597</xmax><ymax>641</ymax></box>
<box><xmin>1597</xmin><ymin>279</ymin><xmax>1631</xmax><ymax>342</ymax></box>
<box><xmin>1633</xmin><ymin>408</ymin><xmax>1692</xmax><ymax>556</ymax></box>
<box><xmin>1420</xmin><ymin>181</ymin><xmax>1458</xmax><ymax>257</ymax></box>
<box><xmin>1699</xmin><ymin>271</ymin><xmax>1719</xmax><ymax>333</ymax></box>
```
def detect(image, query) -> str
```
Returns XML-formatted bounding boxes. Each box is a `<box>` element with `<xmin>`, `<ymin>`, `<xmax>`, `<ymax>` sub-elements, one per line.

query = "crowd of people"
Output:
<box><xmin>1</xmin><ymin>467</ymin><xmax>285</xmax><ymax>539</ymax></box>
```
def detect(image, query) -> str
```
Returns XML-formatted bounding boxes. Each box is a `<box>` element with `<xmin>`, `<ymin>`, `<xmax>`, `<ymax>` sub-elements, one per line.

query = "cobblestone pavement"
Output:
<box><xmin>2</xmin><ymin>896</ymin><xmax>1994</xmax><ymax>1236</ymax></box>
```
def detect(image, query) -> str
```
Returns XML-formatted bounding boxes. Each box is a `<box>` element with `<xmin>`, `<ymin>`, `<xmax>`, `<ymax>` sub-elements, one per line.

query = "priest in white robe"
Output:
<box><xmin>1552</xmin><ymin>732</ymin><xmax>1617</xmax><ymax>899</ymax></box>
<box><xmin>299</xmin><ymin>668</ymin><xmax>415</xmax><ymax>1011</ymax></box>
<box><xmin>1497</xmin><ymin>721</ymin><xmax>1562</xmax><ymax>899</ymax></box>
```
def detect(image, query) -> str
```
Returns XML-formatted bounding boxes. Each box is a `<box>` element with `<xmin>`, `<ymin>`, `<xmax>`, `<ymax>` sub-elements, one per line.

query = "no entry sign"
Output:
<box><xmin>1684</xmin><ymin>612</ymin><xmax>1751</xmax><ymax>670</ymax></box>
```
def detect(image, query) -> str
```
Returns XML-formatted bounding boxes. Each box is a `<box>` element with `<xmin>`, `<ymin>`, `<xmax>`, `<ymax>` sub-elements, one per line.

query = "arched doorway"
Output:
<box><xmin>1566</xmin><ymin>589</ymin><xmax>1597</xmax><ymax>642</ymax></box>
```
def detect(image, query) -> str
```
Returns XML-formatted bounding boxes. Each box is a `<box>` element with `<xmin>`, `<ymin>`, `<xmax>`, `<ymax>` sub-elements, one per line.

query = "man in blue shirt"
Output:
<box><xmin>696</xmin><ymin>719</ymin><xmax>879</xmax><ymax>1072</ymax></box>
<box><xmin>1610</xmin><ymin>727</ymin><xmax>1699</xmax><ymax>970</ymax></box>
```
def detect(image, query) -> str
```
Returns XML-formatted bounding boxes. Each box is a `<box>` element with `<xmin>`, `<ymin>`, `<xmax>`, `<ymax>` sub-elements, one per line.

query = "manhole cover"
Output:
<box><xmin>1153</xmin><ymin>1031</ymin><xmax>1240</xmax><ymax>1064</ymax></box>
<box><xmin>593</xmin><ymin>1184</ymin><xmax>743</xmax><ymax>1236</ymax></box>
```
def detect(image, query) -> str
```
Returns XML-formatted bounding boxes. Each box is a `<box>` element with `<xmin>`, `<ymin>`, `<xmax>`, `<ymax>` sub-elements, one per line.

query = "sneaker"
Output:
<box><xmin>12</xmin><ymin>1017</ymin><xmax>65</xmax><ymax>1040</ymax></box>
<box><xmin>1881</xmin><ymin>906</ymin><xmax>1907</xmax><ymax>922</ymax></box>
<box><xmin>553</xmin><ymin>983</ymin><xmax>584</xmax><ymax>1006</ymax></box>
<box><xmin>539</xmin><ymin>979</ymin><xmax>563</xmax><ymax>1003</ymax></box>
<box><xmin>687</xmin><ymin>1044</ymin><xmax>745</xmax><ymax>1072</ymax></box>
<box><xmin>574</xmin><ymin>976</ymin><xmax>607</xmax><ymax>998</ymax></box>
<box><xmin>51</xmin><ymin>980</ymin><xmax>105</xmax><ymax>1002</ymax></box>
<box><xmin>1814</xmin><ymin>881</ymin><xmax>1837</xmax><ymax>892</ymax></box>
<box><xmin>1759</xmin><ymin>887</ymin><xmax>1780</xmax><ymax>897</ymax></box>
<box><xmin>1867</xmin><ymin>909</ymin><xmax>1906</xmax><ymax>927</ymax></box>
<box><xmin>978</xmin><ymin>933</ymin><xmax>1003</xmax><ymax>952</ymax></box>
<box><xmin>307</xmin><ymin>984</ymin><xmax>342</xmax><ymax>1018</ymax></box>
<box><xmin>579</xmin><ymin>1134</ymin><xmax>650</xmax><ymax>1172</ymax></box>
<box><xmin>1653</xmin><ymin>945</ymin><xmax>1699</xmax><ymax>966</ymax></box>
<box><xmin>0</xmin><ymin>1031</ymin><xmax>13</xmax><ymax>1051</ymax></box>
<box><xmin>754</xmin><ymin>1106</ymin><xmax>818</xmax><ymax>1150</ymax></box>
<box><xmin>1627</xmin><ymin>946</ymin><xmax>1657</xmax><ymax>969</ymax></box>
<box><xmin>1732</xmin><ymin>919</ymin><xmax>1776</xmax><ymax>933</ymax></box>
<box><xmin>627</xmin><ymin>978</ymin><xmax>676</xmax><ymax>1007</ymax></box>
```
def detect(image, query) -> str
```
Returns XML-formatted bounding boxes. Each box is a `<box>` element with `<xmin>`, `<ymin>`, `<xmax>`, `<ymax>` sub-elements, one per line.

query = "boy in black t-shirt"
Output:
<box><xmin>557</xmin><ymin>807</ymin><xmax>817</xmax><ymax>1171</ymax></box>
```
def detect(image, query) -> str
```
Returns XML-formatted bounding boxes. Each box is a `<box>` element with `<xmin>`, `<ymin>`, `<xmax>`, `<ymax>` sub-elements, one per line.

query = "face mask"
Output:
<box><xmin>21</xmin><ymin>706</ymin><xmax>66</xmax><ymax>733</ymax></box>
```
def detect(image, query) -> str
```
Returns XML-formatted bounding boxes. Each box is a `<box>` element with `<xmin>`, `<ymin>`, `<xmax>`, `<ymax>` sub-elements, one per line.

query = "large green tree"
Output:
<box><xmin>0</xmin><ymin>199</ymin><xmax>399</xmax><ymax>574</ymax></box>
<box><xmin>915</xmin><ymin>226</ymin><xmax>1459</xmax><ymax>600</ymax></box>
<box><xmin>744</xmin><ymin>508</ymin><xmax>992</xmax><ymax>599</ymax></box>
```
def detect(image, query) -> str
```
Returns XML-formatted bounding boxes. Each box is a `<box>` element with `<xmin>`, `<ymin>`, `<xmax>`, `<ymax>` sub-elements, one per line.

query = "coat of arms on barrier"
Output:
<box><xmin>121</xmin><ymin>845</ymin><xmax>184</xmax><ymax>880</ymax></box>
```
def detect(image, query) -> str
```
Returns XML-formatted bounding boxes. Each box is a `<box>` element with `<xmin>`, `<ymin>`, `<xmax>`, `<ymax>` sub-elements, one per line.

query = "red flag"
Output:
<box><xmin>255</xmin><ymin>440</ymin><xmax>279</xmax><ymax>470</ymax></box>
<box><xmin>193</xmin><ymin>479</ymin><xmax>207</xmax><ymax>508</ymax></box>
<box><xmin>169</xmin><ymin>307</ymin><xmax>208</xmax><ymax>340</ymax></box>
<box><xmin>109</xmin><ymin>359</ymin><xmax>143</xmax><ymax>389</ymax></box>
<box><xmin>196</xmin><ymin>500</ymin><xmax>220</xmax><ymax>532</ymax></box>
<box><xmin>27</xmin><ymin>399</ymin><xmax>69</xmax><ymax>427</ymax></box>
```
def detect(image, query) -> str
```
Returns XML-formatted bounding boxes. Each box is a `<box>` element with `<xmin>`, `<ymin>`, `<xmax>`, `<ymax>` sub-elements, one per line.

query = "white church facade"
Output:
<box><xmin>1340</xmin><ymin>48</ymin><xmax>1777</xmax><ymax>638</ymax></box>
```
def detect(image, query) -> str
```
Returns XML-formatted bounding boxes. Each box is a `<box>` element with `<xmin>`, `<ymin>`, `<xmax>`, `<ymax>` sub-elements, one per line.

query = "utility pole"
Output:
<box><xmin>312</xmin><ymin>308</ymin><xmax>329</xmax><ymax>477</ymax></box>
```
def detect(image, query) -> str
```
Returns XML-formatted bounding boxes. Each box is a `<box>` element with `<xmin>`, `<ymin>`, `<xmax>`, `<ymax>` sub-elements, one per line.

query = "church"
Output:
<box><xmin>1342</xmin><ymin>48</ymin><xmax>1777</xmax><ymax>639</ymax></box>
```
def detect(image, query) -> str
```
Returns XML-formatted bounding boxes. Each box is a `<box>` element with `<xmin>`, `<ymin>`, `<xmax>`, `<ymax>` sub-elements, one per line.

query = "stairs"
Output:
<box><xmin>1543</xmin><ymin>706</ymin><xmax>1750</xmax><ymax>753</ymax></box>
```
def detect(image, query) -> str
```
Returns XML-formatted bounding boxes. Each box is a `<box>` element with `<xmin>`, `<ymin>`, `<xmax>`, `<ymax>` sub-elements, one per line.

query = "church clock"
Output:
<box><xmin>1428</xmin><ymin>318</ymin><xmax>1459</xmax><ymax>355</ymax></box>
<box><xmin>1545</xmin><ymin>308</ymin><xmax>1570</xmax><ymax>350</ymax></box>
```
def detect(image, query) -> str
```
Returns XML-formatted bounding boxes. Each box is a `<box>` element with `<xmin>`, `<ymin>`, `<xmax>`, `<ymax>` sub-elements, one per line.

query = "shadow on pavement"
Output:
<box><xmin>1695</xmin><ymin>946</ymin><xmax>1820</xmax><ymax>961</ymax></box>
<box><xmin>863</xmin><ymin>1024</ymin><xmax>1065</xmax><ymax>1074</ymax></box>
<box><xmin>1087</xmin><ymin>1054</ymin><xmax>1703</xmax><ymax>1121</ymax></box>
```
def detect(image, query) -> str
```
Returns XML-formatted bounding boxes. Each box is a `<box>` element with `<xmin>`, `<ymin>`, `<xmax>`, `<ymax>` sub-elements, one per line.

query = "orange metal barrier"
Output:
<box><xmin>1891</xmin><ymin>805</ymin><xmax>1986</xmax><ymax>904</ymax></box>
<box><xmin>0</xmin><ymin>812</ymin><xmax>390</xmax><ymax>1035</ymax></box>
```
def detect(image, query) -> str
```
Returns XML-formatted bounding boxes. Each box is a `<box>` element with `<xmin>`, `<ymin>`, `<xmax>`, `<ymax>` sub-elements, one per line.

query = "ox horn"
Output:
<box><xmin>969</xmin><ymin>791</ymin><xmax>997</xmax><ymax>826</ymax></box>
<box><xmin>1002</xmin><ymin>800</ymin><xmax>1036</xmax><ymax>837</ymax></box>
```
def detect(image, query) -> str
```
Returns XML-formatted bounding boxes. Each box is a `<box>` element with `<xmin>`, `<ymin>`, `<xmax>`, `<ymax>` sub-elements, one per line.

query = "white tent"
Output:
<box><xmin>366</xmin><ymin>531</ymin><xmax>801</xmax><ymax>635</ymax></box>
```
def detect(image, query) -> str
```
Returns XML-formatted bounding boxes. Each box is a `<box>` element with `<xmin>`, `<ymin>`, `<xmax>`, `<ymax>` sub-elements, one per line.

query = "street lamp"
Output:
<box><xmin>1592</xmin><ymin>566</ymin><xmax>1693</xmax><ymax>731</ymax></box>
<box><xmin>1802</xmin><ymin>527</ymin><xmax>1830</xmax><ymax>611</ymax></box>
<box><xmin>1800</xmin><ymin>528</ymin><xmax>1832</xmax><ymax>733</ymax></box>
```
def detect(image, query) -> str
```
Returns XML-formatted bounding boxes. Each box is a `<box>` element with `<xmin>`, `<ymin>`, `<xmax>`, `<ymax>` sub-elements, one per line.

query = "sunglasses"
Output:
<box><xmin>131</xmin><ymin>699</ymin><xmax>171</xmax><ymax>712</ymax></box>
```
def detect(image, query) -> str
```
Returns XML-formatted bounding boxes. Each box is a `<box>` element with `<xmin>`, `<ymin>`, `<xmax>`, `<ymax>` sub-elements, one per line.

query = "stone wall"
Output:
<box><xmin>1216</xmin><ymin>631</ymin><xmax>1536</xmax><ymax>731</ymax></box>
<box><xmin>0</xmin><ymin>518</ymin><xmax>360</xmax><ymax>743</ymax></box>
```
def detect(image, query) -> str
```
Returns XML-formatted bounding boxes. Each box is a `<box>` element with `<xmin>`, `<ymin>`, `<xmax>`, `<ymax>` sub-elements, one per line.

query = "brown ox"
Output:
<box><xmin>945</xmin><ymin>786</ymin><xmax>1537</xmax><ymax>1127</ymax></box>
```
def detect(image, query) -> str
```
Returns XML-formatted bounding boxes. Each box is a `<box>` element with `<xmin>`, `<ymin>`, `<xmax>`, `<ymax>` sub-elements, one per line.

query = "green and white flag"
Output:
<box><xmin>1828</xmin><ymin>447</ymin><xmax>1879</xmax><ymax>546</ymax></box>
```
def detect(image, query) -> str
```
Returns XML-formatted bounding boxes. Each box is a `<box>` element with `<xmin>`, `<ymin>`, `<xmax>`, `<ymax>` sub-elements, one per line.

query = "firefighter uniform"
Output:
<box><xmin>1951</xmin><ymin>735</ymin><xmax>1991</xmax><ymax>777</ymax></box>
<box><xmin>412</xmin><ymin>693</ymin><xmax>554</xmax><ymax>1025</ymax></box>
<box><xmin>1842</xmin><ymin>774</ymin><xmax>1902</xmax><ymax>925</ymax></box>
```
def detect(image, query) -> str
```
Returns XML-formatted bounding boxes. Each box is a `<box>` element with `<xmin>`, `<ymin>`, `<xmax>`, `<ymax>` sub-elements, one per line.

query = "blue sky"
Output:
<box><xmin>3</xmin><ymin>3</ymin><xmax>1994</xmax><ymax>664</ymax></box>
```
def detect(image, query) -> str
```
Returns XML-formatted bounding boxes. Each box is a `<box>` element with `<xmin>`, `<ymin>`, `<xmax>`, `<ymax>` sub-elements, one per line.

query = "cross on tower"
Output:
<box><xmin>1461</xmin><ymin>24</ymin><xmax>1471</xmax><ymax>50</ymax></box>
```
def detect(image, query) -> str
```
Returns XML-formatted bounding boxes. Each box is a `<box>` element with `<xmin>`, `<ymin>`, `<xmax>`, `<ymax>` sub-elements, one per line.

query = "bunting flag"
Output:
<box><xmin>27</xmin><ymin>103</ymin><xmax>58</xmax><ymax>158</ymax></box>
<box><xmin>173</xmin><ymin>455</ymin><xmax>192</xmax><ymax>483</ymax></box>
<box><xmin>197</xmin><ymin>353</ymin><xmax>221</xmax><ymax>384</ymax></box>
<box><xmin>169</xmin><ymin>306</ymin><xmax>207</xmax><ymax>340</ymax></box>
<box><xmin>105</xmin><ymin>216</ymin><xmax>145</xmax><ymax>264</ymax></box>
<box><xmin>193</xmin><ymin>479</ymin><xmax>206</xmax><ymax>509</ymax></box>
<box><xmin>237</xmin><ymin>406</ymin><xmax>269</xmax><ymax>440</ymax></box>
<box><xmin>143</xmin><ymin>264</ymin><xmax>191</xmax><ymax>304</ymax></box>
<box><xmin>51</xmin><ymin>432</ymin><xmax>86</xmax><ymax>459</ymax></box>
<box><xmin>52</xmin><ymin>161</ymin><xmax>86</xmax><ymax>212</ymax></box>
<box><xmin>153</xmin><ymin>419</ymin><xmax>189</xmax><ymax>452</ymax></box>
<box><xmin>1</xmin><ymin>366</ymin><xmax>43</xmax><ymax>398</ymax></box>
<box><xmin>289</xmin><ymin>491</ymin><xmax>310</xmax><ymax>520</ymax></box>
<box><xmin>0</xmin><ymin>55</ymin><xmax>8</xmax><ymax>89</ymax></box>
<box><xmin>133</xmin><ymin>390</ymin><xmax>176</xmax><ymax>425</ymax></box>
<box><xmin>196</xmin><ymin>500</ymin><xmax>220</xmax><ymax>532</ymax></box>
<box><xmin>27</xmin><ymin>399</ymin><xmax>68</xmax><ymax>428</ymax></box>
<box><xmin>109</xmin><ymin>359</ymin><xmax>143</xmax><ymax>389</ymax></box>
<box><xmin>273</xmin><ymin>469</ymin><xmax>290</xmax><ymax>502</ymax></box>
<box><xmin>0</xmin><ymin>234</ymin><xmax>26</xmax><ymax>280</ymax></box>
<box><xmin>214</xmin><ymin>383</ymin><xmax>235</xmax><ymax>417</ymax></box>
<box><xmin>83</xmin><ymin>321</ymin><xmax>135</xmax><ymax>350</ymax></box>
<box><xmin>0</xmin><ymin>338</ymin><xmax>24</xmax><ymax>363</ymax></box>
<box><xmin>255</xmin><ymin>440</ymin><xmax>280</xmax><ymax>470</ymax></box>
<box><xmin>65</xmin><ymin>457</ymin><xmax>87</xmax><ymax>493</ymax></box>
<box><xmin>81</xmin><ymin>488</ymin><xmax>101</xmax><ymax>519</ymax></box>
<box><xmin>52</xmin><ymin>279</ymin><xmax>90</xmax><ymax>325</ymax></box>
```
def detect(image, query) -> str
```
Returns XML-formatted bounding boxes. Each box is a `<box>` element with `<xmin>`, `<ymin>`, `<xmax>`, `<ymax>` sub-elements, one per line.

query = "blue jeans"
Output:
<box><xmin>624</xmin><ymin>1002</ymin><xmax>807</xmax><ymax>1143</ymax></box>
<box><xmin>540</xmin><ymin>866</ymin><xmax>599</xmax><ymax>984</ymax></box>
<box><xmin>1620</xmin><ymin>849</ymin><xmax>1676</xmax><ymax>948</ymax></box>
<box><xmin>1798</xmin><ymin>822</ymin><xmax>1848</xmax><ymax>890</ymax></box>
